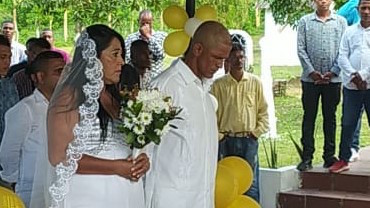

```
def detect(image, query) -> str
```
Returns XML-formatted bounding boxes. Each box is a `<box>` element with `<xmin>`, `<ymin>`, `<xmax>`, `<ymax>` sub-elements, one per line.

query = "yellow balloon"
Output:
<box><xmin>219</xmin><ymin>156</ymin><xmax>253</xmax><ymax>195</ymax></box>
<box><xmin>215</xmin><ymin>165</ymin><xmax>239</xmax><ymax>208</ymax></box>
<box><xmin>164</xmin><ymin>31</ymin><xmax>190</xmax><ymax>57</ymax></box>
<box><xmin>0</xmin><ymin>187</ymin><xmax>25</xmax><ymax>208</ymax></box>
<box><xmin>195</xmin><ymin>5</ymin><xmax>217</xmax><ymax>21</ymax></box>
<box><xmin>227</xmin><ymin>195</ymin><xmax>261</xmax><ymax>208</ymax></box>
<box><xmin>163</xmin><ymin>5</ymin><xmax>189</xmax><ymax>29</ymax></box>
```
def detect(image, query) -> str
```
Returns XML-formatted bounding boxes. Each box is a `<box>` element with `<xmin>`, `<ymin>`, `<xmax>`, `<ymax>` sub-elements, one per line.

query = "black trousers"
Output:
<box><xmin>300</xmin><ymin>81</ymin><xmax>341</xmax><ymax>162</ymax></box>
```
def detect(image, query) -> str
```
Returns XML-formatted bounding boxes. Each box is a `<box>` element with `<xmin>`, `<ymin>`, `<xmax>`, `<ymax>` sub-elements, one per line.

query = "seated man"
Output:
<box><xmin>120</xmin><ymin>39</ymin><xmax>151</xmax><ymax>90</ymax></box>
<box><xmin>0</xmin><ymin>51</ymin><xmax>65</xmax><ymax>207</ymax></box>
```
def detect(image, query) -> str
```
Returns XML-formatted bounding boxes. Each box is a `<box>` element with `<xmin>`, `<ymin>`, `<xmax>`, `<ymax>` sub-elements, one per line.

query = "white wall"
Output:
<box><xmin>263</xmin><ymin>10</ymin><xmax>300</xmax><ymax>66</ymax></box>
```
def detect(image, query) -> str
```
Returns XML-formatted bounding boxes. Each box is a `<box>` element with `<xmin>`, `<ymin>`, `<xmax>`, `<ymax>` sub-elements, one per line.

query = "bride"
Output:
<box><xmin>32</xmin><ymin>24</ymin><xmax>150</xmax><ymax>208</ymax></box>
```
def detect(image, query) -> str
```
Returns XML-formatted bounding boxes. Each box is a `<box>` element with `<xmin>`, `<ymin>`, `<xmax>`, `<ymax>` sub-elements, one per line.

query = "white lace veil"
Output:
<box><xmin>30</xmin><ymin>27</ymin><xmax>104</xmax><ymax>208</ymax></box>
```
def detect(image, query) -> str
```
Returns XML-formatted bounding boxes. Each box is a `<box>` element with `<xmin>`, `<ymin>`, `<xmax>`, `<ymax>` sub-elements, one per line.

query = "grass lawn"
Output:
<box><xmin>250</xmin><ymin>35</ymin><xmax>370</xmax><ymax>168</ymax></box>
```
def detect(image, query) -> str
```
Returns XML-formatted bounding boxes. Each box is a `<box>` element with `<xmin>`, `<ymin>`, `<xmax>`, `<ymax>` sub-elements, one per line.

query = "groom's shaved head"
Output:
<box><xmin>191</xmin><ymin>21</ymin><xmax>231</xmax><ymax>50</ymax></box>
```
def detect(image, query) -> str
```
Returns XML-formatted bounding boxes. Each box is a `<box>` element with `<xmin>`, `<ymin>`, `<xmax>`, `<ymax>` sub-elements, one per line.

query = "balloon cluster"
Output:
<box><xmin>215</xmin><ymin>156</ymin><xmax>261</xmax><ymax>208</ymax></box>
<box><xmin>162</xmin><ymin>5</ymin><xmax>217</xmax><ymax>57</ymax></box>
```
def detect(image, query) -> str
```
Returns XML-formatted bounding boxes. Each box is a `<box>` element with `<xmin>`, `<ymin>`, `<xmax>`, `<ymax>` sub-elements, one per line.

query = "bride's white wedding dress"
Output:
<box><xmin>57</xmin><ymin>120</ymin><xmax>145</xmax><ymax>208</ymax></box>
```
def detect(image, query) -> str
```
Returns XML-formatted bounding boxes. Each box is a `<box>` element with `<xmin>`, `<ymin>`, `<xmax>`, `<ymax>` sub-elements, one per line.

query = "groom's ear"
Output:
<box><xmin>192</xmin><ymin>43</ymin><xmax>203</xmax><ymax>57</ymax></box>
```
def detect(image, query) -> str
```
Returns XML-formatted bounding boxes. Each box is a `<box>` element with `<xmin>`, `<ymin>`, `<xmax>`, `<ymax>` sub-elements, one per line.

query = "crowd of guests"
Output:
<box><xmin>0</xmin><ymin>0</ymin><xmax>369</xmax><ymax>207</ymax></box>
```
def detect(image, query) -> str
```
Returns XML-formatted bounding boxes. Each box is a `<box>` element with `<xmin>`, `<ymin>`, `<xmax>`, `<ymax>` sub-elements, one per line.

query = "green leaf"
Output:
<box><xmin>126</xmin><ymin>132</ymin><xmax>135</xmax><ymax>144</ymax></box>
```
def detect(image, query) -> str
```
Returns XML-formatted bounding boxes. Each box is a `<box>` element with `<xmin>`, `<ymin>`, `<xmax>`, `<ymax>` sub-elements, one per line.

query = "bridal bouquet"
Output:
<box><xmin>118</xmin><ymin>88</ymin><xmax>182</xmax><ymax>149</ymax></box>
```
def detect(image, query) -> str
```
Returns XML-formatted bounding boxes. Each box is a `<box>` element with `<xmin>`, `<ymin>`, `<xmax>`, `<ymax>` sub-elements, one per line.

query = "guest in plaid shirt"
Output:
<box><xmin>296</xmin><ymin>0</ymin><xmax>347</xmax><ymax>172</ymax></box>
<box><xmin>125</xmin><ymin>10</ymin><xmax>167</xmax><ymax>80</ymax></box>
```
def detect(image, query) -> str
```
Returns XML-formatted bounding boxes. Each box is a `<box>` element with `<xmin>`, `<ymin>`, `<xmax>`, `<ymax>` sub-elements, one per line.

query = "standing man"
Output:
<box><xmin>120</xmin><ymin>40</ymin><xmax>151</xmax><ymax>90</ymax></box>
<box><xmin>329</xmin><ymin>0</ymin><xmax>370</xmax><ymax>173</ymax></box>
<box><xmin>1</xmin><ymin>20</ymin><xmax>27</xmax><ymax>66</ymax></box>
<box><xmin>0</xmin><ymin>51</ymin><xmax>65</xmax><ymax>207</ymax></box>
<box><xmin>145</xmin><ymin>21</ymin><xmax>231</xmax><ymax>208</ymax></box>
<box><xmin>12</xmin><ymin>38</ymin><xmax>51</xmax><ymax>100</ymax></box>
<box><xmin>211</xmin><ymin>43</ymin><xmax>268</xmax><ymax>202</ymax></box>
<box><xmin>125</xmin><ymin>10</ymin><xmax>167</xmax><ymax>80</ymax></box>
<box><xmin>337</xmin><ymin>0</ymin><xmax>362</xmax><ymax>162</ymax></box>
<box><xmin>0</xmin><ymin>34</ymin><xmax>18</xmax><ymax>142</ymax></box>
<box><xmin>0</xmin><ymin>34</ymin><xmax>18</xmax><ymax>189</ymax></box>
<box><xmin>296</xmin><ymin>0</ymin><xmax>347</xmax><ymax>171</ymax></box>
<box><xmin>40</xmin><ymin>29</ymin><xmax>70</xmax><ymax>63</ymax></box>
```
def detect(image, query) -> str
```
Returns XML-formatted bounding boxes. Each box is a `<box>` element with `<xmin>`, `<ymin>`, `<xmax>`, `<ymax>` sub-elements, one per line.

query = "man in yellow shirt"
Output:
<box><xmin>211</xmin><ymin>43</ymin><xmax>268</xmax><ymax>202</ymax></box>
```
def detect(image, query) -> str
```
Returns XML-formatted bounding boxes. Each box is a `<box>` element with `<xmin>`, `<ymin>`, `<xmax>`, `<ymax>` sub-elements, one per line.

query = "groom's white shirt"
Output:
<box><xmin>145</xmin><ymin>58</ymin><xmax>219</xmax><ymax>208</ymax></box>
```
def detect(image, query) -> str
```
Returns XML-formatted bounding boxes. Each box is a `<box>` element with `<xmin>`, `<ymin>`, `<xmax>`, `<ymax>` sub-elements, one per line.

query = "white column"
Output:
<box><xmin>259</xmin><ymin>37</ymin><xmax>278</xmax><ymax>138</ymax></box>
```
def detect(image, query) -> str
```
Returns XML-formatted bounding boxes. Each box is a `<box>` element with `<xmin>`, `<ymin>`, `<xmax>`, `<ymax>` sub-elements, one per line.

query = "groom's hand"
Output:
<box><xmin>131</xmin><ymin>153</ymin><xmax>150</xmax><ymax>181</ymax></box>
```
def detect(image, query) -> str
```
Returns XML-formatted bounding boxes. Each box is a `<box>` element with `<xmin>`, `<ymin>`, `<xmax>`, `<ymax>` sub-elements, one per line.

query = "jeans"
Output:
<box><xmin>219</xmin><ymin>136</ymin><xmax>259</xmax><ymax>202</ymax></box>
<box><xmin>339</xmin><ymin>88</ymin><xmax>370</xmax><ymax>161</ymax></box>
<box><xmin>351</xmin><ymin>107</ymin><xmax>363</xmax><ymax>151</ymax></box>
<box><xmin>300</xmin><ymin>82</ymin><xmax>341</xmax><ymax>162</ymax></box>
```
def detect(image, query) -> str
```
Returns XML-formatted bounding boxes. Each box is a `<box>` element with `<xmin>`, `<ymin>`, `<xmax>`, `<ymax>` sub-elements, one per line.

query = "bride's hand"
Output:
<box><xmin>114</xmin><ymin>158</ymin><xmax>135</xmax><ymax>179</ymax></box>
<box><xmin>131</xmin><ymin>153</ymin><xmax>150</xmax><ymax>181</ymax></box>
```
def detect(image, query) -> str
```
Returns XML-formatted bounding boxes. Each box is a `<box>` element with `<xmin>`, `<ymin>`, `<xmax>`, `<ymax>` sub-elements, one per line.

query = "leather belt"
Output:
<box><xmin>223</xmin><ymin>132</ymin><xmax>254</xmax><ymax>138</ymax></box>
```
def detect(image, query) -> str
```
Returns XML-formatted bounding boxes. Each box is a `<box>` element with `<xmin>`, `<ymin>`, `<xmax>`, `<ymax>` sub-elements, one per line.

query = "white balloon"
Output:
<box><xmin>184</xmin><ymin>17</ymin><xmax>203</xmax><ymax>37</ymax></box>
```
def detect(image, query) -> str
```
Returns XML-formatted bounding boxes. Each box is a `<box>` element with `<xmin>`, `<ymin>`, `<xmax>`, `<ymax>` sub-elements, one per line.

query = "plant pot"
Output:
<box><xmin>259</xmin><ymin>165</ymin><xmax>300</xmax><ymax>208</ymax></box>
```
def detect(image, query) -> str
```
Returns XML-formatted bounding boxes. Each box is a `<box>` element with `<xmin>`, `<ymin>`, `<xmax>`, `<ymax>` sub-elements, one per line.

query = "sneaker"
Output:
<box><xmin>349</xmin><ymin>148</ymin><xmax>360</xmax><ymax>162</ymax></box>
<box><xmin>329</xmin><ymin>160</ymin><xmax>349</xmax><ymax>173</ymax></box>
<box><xmin>297</xmin><ymin>160</ymin><xmax>313</xmax><ymax>171</ymax></box>
<box><xmin>323</xmin><ymin>157</ymin><xmax>339</xmax><ymax>168</ymax></box>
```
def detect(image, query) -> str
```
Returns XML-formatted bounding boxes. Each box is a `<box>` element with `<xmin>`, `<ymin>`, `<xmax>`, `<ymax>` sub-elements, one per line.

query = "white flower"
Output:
<box><xmin>133</xmin><ymin>125</ymin><xmax>145</xmax><ymax>135</ymax></box>
<box><xmin>137</xmin><ymin>135</ymin><xmax>146</xmax><ymax>145</ymax></box>
<box><xmin>123</xmin><ymin>117</ymin><xmax>134</xmax><ymax>129</ymax></box>
<box><xmin>139</xmin><ymin>112</ymin><xmax>152</xmax><ymax>125</ymax></box>
<box><xmin>154</xmin><ymin>129</ymin><xmax>162</xmax><ymax>136</ymax></box>
<box><xmin>132</xmin><ymin>117</ymin><xmax>140</xmax><ymax>125</ymax></box>
<box><xmin>161</xmin><ymin>123</ymin><xmax>171</xmax><ymax>135</ymax></box>
<box><xmin>155</xmin><ymin>124</ymin><xmax>171</xmax><ymax>136</ymax></box>
<box><xmin>127</xmin><ymin>100</ymin><xmax>134</xmax><ymax>108</ymax></box>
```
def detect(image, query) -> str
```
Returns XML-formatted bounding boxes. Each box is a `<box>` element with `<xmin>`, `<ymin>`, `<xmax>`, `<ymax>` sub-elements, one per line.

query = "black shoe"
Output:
<box><xmin>323</xmin><ymin>157</ymin><xmax>339</xmax><ymax>168</ymax></box>
<box><xmin>297</xmin><ymin>160</ymin><xmax>313</xmax><ymax>171</ymax></box>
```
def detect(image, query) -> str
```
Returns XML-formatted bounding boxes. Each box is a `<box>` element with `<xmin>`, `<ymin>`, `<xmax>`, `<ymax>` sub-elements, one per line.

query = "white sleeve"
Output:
<box><xmin>338</xmin><ymin>30</ymin><xmax>356</xmax><ymax>77</ymax></box>
<box><xmin>0</xmin><ymin>103</ymin><xmax>31</xmax><ymax>183</ymax></box>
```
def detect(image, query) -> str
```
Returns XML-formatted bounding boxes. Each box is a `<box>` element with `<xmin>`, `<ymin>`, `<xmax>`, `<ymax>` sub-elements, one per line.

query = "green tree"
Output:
<box><xmin>267</xmin><ymin>0</ymin><xmax>348</xmax><ymax>27</ymax></box>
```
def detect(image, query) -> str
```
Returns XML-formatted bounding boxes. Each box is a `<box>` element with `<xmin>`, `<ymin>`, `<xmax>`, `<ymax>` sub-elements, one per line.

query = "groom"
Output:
<box><xmin>146</xmin><ymin>21</ymin><xmax>231</xmax><ymax>208</ymax></box>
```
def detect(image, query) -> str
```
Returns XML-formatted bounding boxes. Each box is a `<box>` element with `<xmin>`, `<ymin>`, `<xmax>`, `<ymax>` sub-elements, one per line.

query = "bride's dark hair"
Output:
<box><xmin>51</xmin><ymin>24</ymin><xmax>125</xmax><ymax>140</ymax></box>
<box><xmin>87</xmin><ymin>25</ymin><xmax>125</xmax><ymax>139</ymax></box>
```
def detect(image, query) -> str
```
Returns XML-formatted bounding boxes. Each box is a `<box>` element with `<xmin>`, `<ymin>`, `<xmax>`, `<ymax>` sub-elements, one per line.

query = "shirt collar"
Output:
<box><xmin>357</xmin><ymin>22</ymin><xmax>370</xmax><ymax>31</ymax></box>
<box><xmin>311</xmin><ymin>11</ymin><xmax>336</xmax><ymax>21</ymax></box>
<box><xmin>177</xmin><ymin>58</ymin><xmax>200</xmax><ymax>85</ymax></box>
<box><xmin>226</xmin><ymin>72</ymin><xmax>249</xmax><ymax>83</ymax></box>
<box><xmin>176</xmin><ymin>58</ymin><xmax>214</xmax><ymax>88</ymax></box>
<box><xmin>33</xmin><ymin>89</ymin><xmax>49</xmax><ymax>105</ymax></box>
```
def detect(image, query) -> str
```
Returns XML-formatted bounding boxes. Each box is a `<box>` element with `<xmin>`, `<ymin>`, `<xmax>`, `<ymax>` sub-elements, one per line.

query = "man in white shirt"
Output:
<box><xmin>329</xmin><ymin>0</ymin><xmax>370</xmax><ymax>173</ymax></box>
<box><xmin>145</xmin><ymin>21</ymin><xmax>231</xmax><ymax>208</ymax></box>
<box><xmin>0</xmin><ymin>51</ymin><xmax>65</xmax><ymax>206</ymax></box>
<box><xmin>1</xmin><ymin>20</ymin><xmax>27</xmax><ymax>66</ymax></box>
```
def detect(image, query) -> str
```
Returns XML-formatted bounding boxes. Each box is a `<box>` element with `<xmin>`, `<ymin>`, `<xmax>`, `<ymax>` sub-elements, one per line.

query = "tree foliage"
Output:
<box><xmin>0</xmin><ymin>0</ymin><xmax>264</xmax><ymax>43</ymax></box>
<box><xmin>267</xmin><ymin>0</ymin><xmax>349</xmax><ymax>27</ymax></box>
